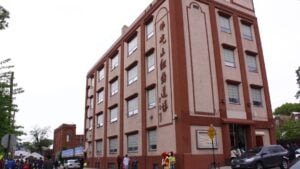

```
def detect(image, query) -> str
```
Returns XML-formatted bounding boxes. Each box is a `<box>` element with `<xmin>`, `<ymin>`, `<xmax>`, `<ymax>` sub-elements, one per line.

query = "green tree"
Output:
<box><xmin>0</xmin><ymin>5</ymin><xmax>9</xmax><ymax>30</ymax></box>
<box><xmin>0</xmin><ymin>59</ymin><xmax>25</xmax><ymax>153</ymax></box>
<box><xmin>29</xmin><ymin>126</ymin><xmax>53</xmax><ymax>153</ymax></box>
<box><xmin>296</xmin><ymin>66</ymin><xmax>300</xmax><ymax>99</ymax></box>
<box><xmin>273</xmin><ymin>103</ymin><xmax>300</xmax><ymax>116</ymax></box>
<box><xmin>276</xmin><ymin>120</ymin><xmax>300</xmax><ymax>140</ymax></box>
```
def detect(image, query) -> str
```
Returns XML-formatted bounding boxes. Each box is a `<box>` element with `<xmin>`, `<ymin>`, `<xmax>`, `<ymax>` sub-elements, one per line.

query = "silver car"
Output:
<box><xmin>231</xmin><ymin>145</ymin><xmax>289</xmax><ymax>169</ymax></box>
<box><xmin>64</xmin><ymin>159</ymin><xmax>80</xmax><ymax>169</ymax></box>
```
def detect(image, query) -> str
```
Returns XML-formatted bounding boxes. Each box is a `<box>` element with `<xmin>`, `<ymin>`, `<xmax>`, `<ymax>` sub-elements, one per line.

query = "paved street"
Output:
<box><xmin>220</xmin><ymin>167</ymin><xmax>280</xmax><ymax>169</ymax></box>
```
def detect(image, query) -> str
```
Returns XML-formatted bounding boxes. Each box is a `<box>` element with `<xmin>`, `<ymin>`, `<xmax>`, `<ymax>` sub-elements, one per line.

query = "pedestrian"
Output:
<box><xmin>42</xmin><ymin>156</ymin><xmax>53</xmax><ymax>169</ymax></box>
<box><xmin>117</xmin><ymin>155</ymin><xmax>122</xmax><ymax>169</ymax></box>
<box><xmin>123</xmin><ymin>154</ymin><xmax>130</xmax><ymax>169</ymax></box>
<box><xmin>131</xmin><ymin>157</ymin><xmax>138</xmax><ymax>169</ymax></box>
<box><xmin>23</xmin><ymin>160</ymin><xmax>30</xmax><ymax>169</ymax></box>
<box><xmin>5</xmin><ymin>158</ymin><xmax>16</xmax><ymax>169</ymax></box>
<box><xmin>287</xmin><ymin>143</ymin><xmax>296</xmax><ymax>162</ymax></box>
<box><xmin>168</xmin><ymin>152</ymin><xmax>176</xmax><ymax>169</ymax></box>
<box><xmin>161</xmin><ymin>152</ymin><xmax>169</xmax><ymax>169</ymax></box>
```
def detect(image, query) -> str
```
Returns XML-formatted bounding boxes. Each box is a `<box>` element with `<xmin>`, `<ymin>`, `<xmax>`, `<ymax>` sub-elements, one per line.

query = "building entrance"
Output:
<box><xmin>229</xmin><ymin>124</ymin><xmax>247</xmax><ymax>151</ymax></box>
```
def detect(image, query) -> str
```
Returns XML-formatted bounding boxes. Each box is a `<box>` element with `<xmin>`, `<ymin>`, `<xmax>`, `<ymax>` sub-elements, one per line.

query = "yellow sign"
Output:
<box><xmin>207</xmin><ymin>124</ymin><xmax>216</xmax><ymax>140</ymax></box>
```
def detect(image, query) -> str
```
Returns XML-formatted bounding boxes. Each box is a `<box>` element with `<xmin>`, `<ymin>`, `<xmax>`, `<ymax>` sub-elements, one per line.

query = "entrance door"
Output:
<box><xmin>256</xmin><ymin>136</ymin><xmax>263</xmax><ymax>147</ymax></box>
<box><xmin>229</xmin><ymin>124</ymin><xmax>247</xmax><ymax>151</ymax></box>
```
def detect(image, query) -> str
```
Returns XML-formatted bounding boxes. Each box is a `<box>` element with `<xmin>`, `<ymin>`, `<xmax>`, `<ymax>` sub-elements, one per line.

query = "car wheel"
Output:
<box><xmin>280</xmin><ymin>159</ymin><xmax>288</xmax><ymax>169</ymax></box>
<box><xmin>255</xmin><ymin>162</ymin><xmax>264</xmax><ymax>169</ymax></box>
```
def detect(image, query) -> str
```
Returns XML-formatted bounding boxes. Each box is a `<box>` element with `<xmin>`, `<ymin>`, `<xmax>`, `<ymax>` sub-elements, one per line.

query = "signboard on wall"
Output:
<box><xmin>196</xmin><ymin>130</ymin><xmax>217</xmax><ymax>149</ymax></box>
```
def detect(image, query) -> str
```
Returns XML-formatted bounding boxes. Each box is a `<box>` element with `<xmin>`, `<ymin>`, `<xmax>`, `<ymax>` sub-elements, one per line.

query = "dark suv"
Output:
<box><xmin>231</xmin><ymin>145</ymin><xmax>289</xmax><ymax>169</ymax></box>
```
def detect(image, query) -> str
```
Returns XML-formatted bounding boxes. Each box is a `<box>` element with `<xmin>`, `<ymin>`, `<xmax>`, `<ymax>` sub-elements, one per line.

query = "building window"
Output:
<box><xmin>66</xmin><ymin>134</ymin><xmax>70</xmax><ymax>143</ymax></box>
<box><xmin>146</xmin><ymin>20</ymin><xmax>154</xmax><ymax>39</ymax></box>
<box><xmin>128</xmin><ymin>36</ymin><xmax>138</xmax><ymax>55</ymax></box>
<box><xmin>97</xmin><ymin>90</ymin><xmax>104</xmax><ymax>104</ymax></box>
<box><xmin>109</xmin><ymin>137</ymin><xmax>117</xmax><ymax>154</ymax></box>
<box><xmin>111</xmin><ymin>54</ymin><xmax>119</xmax><ymax>70</ymax></box>
<box><xmin>108</xmin><ymin>163</ymin><xmax>116</xmax><ymax>169</ymax></box>
<box><xmin>88</xmin><ymin>142</ymin><xmax>92</xmax><ymax>154</ymax></box>
<box><xmin>96</xmin><ymin>113</ymin><xmax>103</xmax><ymax>127</ymax></box>
<box><xmin>98</xmin><ymin>68</ymin><xmax>104</xmax><ymax>81</ymax></box>
<box><xmin>127</xmin><ymin>133</ymin><xmax>138</xmax><ymax>152</ymax></box>
<box><xmin>127</xmin><ymin>66</ymin><xmax>138</xmax><ymax>85</ymax></box>
<box><xmin>223</xmin><ymin>48</ymin><xmax>235</xmax><ymax>67</ymax></box>
<box><xmin>227</xmin><ymin>84</ymin><xmax>240</xmax><ymax>104</ymax></box>
<box><xmin>147</xmin><ymin>88</ymin><xmax>156</xmax><ymax>109</ymax></box>
<box><xmin>148</xmin><ymin>129</ymin><xmax>157</xmax><ymax>151</ymax></box>
<box><xmin>219</xmin><ymin>15</ymin><xmax>231</xmax><ymax>33</ymax></box>
<box><xmin>127</xmin><ymin>96</ymin><xmax>138</xmax><ymax>117</ymax></box>
<box><xmin>110</xmin><ymin>79</ymin><xmax>118</xmax><ymax>96</ymax></box>
<box><xmin>110</xmin><ymin>106</ymin><xmax>118</xmax><ymax>123</ymax></box>
<box><xmin>251</xmin><ymin>88</ymin><xmax>263</xmax><ymax>107</ymax></box>
<box><xmin>147</xmin><ymin>52</ymin><xmax>155</xmax><ymax>72</ymax></box>
<box><xmin>90</xmin><ymin>77</ymin><xmax>95</xmax><ymax>87</ymax></box>
<box><xmin>96</xmin><ymin>140</ymin><xmax>103</xmax><ymax>155</ymax></box>
<box><xmin>247</xmin><ymin>54</ymin><xmax>258</xmax><ymax>72</ymax></box>
<box><xmin>88</xmin><ymin>118</ymin><xmax>93</xmax><ymax>130</ymax></box>
<box><xmin>242</xmin><ymin>23</ymin><xmax>253</xmax><ymax>40</ymax></box>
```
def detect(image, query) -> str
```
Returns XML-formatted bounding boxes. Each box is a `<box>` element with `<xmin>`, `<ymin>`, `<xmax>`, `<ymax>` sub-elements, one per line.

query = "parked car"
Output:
<box><xmin>64</xmin><ymin>159</ymin><xmax>80</xmax><ymax>169</ymax></box>
<box><xmin>288</xmin><ymin>157</ymin><xmax>300</xmax><ymax>169</ymax></box>
<box><xmin>295</xmin><ymin>148</ymin><xmax>300</xmax><ymax>158</ymax></box>
<box><xmin>231</xmin><ymin>145</ymin><xmax>289</xmax><ymax>169</ymax></box>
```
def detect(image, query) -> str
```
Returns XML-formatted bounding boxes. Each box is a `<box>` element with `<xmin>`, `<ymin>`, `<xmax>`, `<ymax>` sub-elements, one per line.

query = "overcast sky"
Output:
<box><xmin>0</xmin><ymin>0</ymin><xmax>299</xmax><ymax>141</ymax></box>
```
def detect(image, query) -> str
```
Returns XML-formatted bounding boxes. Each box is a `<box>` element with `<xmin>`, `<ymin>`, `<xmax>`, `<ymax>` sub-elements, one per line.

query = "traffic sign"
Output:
<box><xmin>1</xmin><ymin>134</ymin><xmax>17</xmax><ymax>149</ymax></box>
<box><xmin>207</xmin><ymin>124</ymin><xmax>216</xmax><ymax>140</ymax></box>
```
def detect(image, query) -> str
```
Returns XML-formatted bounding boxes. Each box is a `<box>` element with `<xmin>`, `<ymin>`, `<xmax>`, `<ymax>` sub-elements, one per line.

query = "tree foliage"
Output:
<box><xmin>276</xmin><ymin>120</ymin><xmax>300</xmax><ymax>140</ymax></box>
<box><xmin>273</xmin><ymin>103</ymin><xmax>300</xmax><ymax>116</ymax></box>
<box><xmin>29</xmin><ymin>126</ymin><xmax>53</xmax><ymax>153</ymax></box>
<box><xmin>0</xmin><ymin>59</ymin><xmax>25</xmax><ymax>153</ymax></box>
<box><xmin>0</xmin><ymin>5</ymin><xmax>9</xmax><ymax>30</ymax></box>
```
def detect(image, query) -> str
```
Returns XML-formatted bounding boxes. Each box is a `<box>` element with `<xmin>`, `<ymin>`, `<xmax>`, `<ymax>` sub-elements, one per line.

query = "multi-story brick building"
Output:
<box><xmin>53</xmin><ymin>124</ymin><xmax>84</xmax><ymax>158</ymax></box>
<box><xmin>84</xmin><ymin>0</ymin><xmax>275</xmax><ymax>168</ymax></box>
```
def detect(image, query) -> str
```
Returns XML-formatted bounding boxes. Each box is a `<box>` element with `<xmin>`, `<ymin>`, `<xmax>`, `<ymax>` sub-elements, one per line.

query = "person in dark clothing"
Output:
<box><xmin>287</xmin><ymin>144</ymin><xmax>296</xmax><ymax>162</ymax></box>
<box><xmin>117</xmin><ymin>155</ymin><xmax>122</xmax><ymax>169</ymax></box>
<box><xmin>131</xmin><ymin>157</ymin><xmax>138</xmax><ymax>169</ymax></box>
<box><xmin>43</xmin><ymin>156</ymin><xmax>53</xmax><ymax>169</ymax></box>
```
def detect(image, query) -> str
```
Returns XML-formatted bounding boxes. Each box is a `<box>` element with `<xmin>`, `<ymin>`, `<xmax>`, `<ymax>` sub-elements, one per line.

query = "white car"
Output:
<box><xmin>64</xmin><ymin>159</ymin><xmax>80</xmax><ymax>169</ymax></box>
<box><xmin>296</xmin><ymin>148</ymin><xmax>300</xmax><ymax>158</ymax></box>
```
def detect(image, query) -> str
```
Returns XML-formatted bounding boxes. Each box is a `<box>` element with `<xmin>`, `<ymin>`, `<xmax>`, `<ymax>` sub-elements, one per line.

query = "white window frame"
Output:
<box><xmin>88</xmin><ymin>118</ymin><xmax>93</xmax><ymax>130</ymax></box>
<box><xmin>96</xmin><ymin>113</ymin><xmax>103</xmax><ymax>127</ymax></box>
<box><xmin>219</xmin><ymin>15</ymin><xmax>231</xmax><ymax>33</ymax></box>
<box><xmin>96</xmin><ymin>140</ymin><xmax>103</xmax><ymax>155</ymax></box>
<box><xmin>146</xmin><ymin>20</ymin><xmax>154</xmax><ymax>39</ymax></box>
<box><xmin>97</xmin><ymin>90</ymin><xmax>104</xmax><ymax>104</ymax></box>
<box><xmin>251</xmin><ymin>88</ymin><xmax>263</xmax><ymax>107</ymax></box>
<box><xmin>109</xmin><ymin>137</ymin><xmax>117</xmax><ymax>154</ymax></box>
<box><xmin>242</xmin><ymin>23</ymin><xmax>253</xmax><ymax>41</ymax></box>
<box><xmin>110</xmin><ymin>107</ymin><xmax>118</xmax><ymax>123</ymax></box>
<box><xmin>227</xmin><ymin>84</ymin><xmax>240</xmax><ymax>104</ymax></box>
<box><xmin>147</xmin><ymin>88</ymin><xmax>156</xmax><ymax>109</ymax></box>
<box><xmin>223</xmin><ymin>48</ymin><xmax>235</xmax><ymax>67</ymax></box>
<box><xmin>111</xmin><ymin>54</ymin><xmax>119</xmax><ymax>70</ymax></box>
<box><xmin>147</xmin><ymin>53</ymin><xmax>155</xmax><ymax>73</ymax></box>
<box><xmin>110</xmin><ymin>79</ymin><xmax>118</xmax><ymax>96</ymax></box>
<box><xmin>127</xmin><ymin>66</ymin><xmax>138</xmax><ymax>85</ymax></box>
<box><xmin>128</xmin><ymin>36</ymin><xmax>138</xmax><ymax>55</ymax></box>
<box><xmin>127</xmin><ymin>97</ymin><xmax>138</xmax><ymax>117</ymax></box>
<box><xmin>247</xmin><ymin>54</ymin><xmax>258</xmax><ymax>72</ymax></box>
<box><xmin>127</xmin><ymin>133</ymin><xmax>138</xmax><ymax>152</ymax></box>
<box><xmin>98</xmin><ymin>68</ymin><xmax>104</xmax><ymax>81</ymax></box>
<box><xmin>148</xmin><ymin>129</ymin><xmax>157</xmax><ymax>151</ymax></box>
<box><xmin>66</xmin><ymin>134</ymin><xmax>70</xmax><ymax>143</ymax></box>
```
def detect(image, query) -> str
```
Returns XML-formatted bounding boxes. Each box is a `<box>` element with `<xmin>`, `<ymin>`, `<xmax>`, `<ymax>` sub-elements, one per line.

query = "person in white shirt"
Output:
<box><xmin>123</xmin><ymin>154</ymin><xmax>130</xmax><ymax>169</ymax></box>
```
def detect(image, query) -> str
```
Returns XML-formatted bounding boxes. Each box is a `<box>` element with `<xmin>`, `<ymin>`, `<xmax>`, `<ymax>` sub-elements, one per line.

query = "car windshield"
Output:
<box><xmin>244</xmin><ymin>147</ymin><xmax>262</xmax><ymax>155</ymax></box>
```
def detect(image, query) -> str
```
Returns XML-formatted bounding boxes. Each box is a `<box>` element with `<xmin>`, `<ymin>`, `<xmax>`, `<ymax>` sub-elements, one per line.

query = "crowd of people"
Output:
<box><xmin>0</xmin><ymin>156</ymin><xmax>57</xmax><ymax>169</ymax></box>
<box><xmin>161</xmin><ymin>151</ymin><xmax>176</xmax><ymax>169</ymax></box>
<box><xmin>117</xmin><ymin>154</ymin><xmax>138</xmax><ymax>169</ymax></box>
